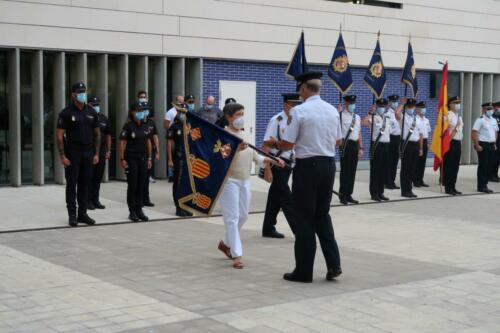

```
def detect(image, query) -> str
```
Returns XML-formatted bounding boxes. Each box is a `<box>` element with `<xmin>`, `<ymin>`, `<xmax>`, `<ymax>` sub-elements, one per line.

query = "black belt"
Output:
<box><xmin>479</xmin><ymin>141</ymin><xmax>495</xmax><ymax>146</ymax></box>
<box><xmin>295</xmin><ymin>156</ymin><xmax>334</xmax><ymax>163</ymax></box>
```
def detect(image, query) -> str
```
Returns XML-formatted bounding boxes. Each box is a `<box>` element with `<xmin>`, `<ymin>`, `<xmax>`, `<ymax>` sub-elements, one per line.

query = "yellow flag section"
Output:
<box><xmin>431</xmin><ymin>62</ymin><xmax>451</xmax><ymax>171</ymax></box>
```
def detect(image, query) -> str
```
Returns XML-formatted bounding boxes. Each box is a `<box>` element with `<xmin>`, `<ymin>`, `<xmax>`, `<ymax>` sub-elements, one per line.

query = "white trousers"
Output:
<box><xmin>219</xmin><ymin>178</ymin><xmax>251</xmax><ymax>258</ymax></box>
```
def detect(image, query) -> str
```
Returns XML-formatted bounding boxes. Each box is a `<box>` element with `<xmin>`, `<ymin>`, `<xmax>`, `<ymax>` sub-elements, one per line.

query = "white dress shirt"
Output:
<box><xmin>473</xmin><ymin>116</ymin><xmax>499</xmax><ymax>143</ymax></box>
<box><xmin>449</xmin><ymin>111</ymin><xmax>463</xmax><ymax>141</ymax></box>
<box><xmin>340</xmin><ymin>111</ymin><xmax>361</xmax><ymax>141</ymax></box>
<box><xmin>386</xmin><ymin>108</ymin><xmax>401</xmax><ymax>136</ymax></box>
<box><xmin>400</xmin><ymin>114</ymin><xmax>422</xmax><ymax>142</ymax></box>
<box><xmin>370</xmin><ymin>113</ymin><xmax>391</xmax><ymax>143</ymax></box>
<box><xmin>264</xmin><ymin>111</ymin><xmax>295</xmax><ymax>160</ymax></box>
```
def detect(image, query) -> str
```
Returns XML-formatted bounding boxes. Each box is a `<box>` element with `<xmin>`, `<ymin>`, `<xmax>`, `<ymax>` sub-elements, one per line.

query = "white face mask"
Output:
<box><xmin>138</xmin><ymin>97</ymin><xmax>147</xmax><ymax>103</ymax></box>
<box><xmin>233</xmin><ymin>117</ymin><xmax>245</xmax><ymax>130</ymax></box>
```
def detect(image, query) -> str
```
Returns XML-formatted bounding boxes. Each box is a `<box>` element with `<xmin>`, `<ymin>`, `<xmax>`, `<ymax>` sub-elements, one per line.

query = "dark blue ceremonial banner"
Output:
<box><xmin>285</xmin><ymin>31</ymin><xmax>309</xmax><ymax>79</ymax></box>
<box><xmin>328</xmin><ymin>32</ymin><xmax>353</xmax><ymax>94</ymax></box>
<box><xmin>364</xmin><ymin>39</ymin><xmax>386</xmax><ymax>99</ymax></box>
<box><xmin>401</xmin><ymin>42</ymin><xmax>418</xmax><ymax>97</ymax></box>
<box><xmin>177</xmin><ymin>112</ymin><xmax>242</xmax><ymax>216</ymax></box>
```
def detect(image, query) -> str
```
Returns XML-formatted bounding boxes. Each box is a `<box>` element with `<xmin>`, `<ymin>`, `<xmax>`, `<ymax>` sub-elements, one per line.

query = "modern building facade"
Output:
<box><xmin>0</xmin><ymin>0</ymin><xmax>499</xmax><ymax>186</ymax></box>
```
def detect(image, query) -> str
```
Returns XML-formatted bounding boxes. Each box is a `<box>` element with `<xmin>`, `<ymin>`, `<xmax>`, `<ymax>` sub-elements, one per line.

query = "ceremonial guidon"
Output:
<box><xmin>472</xmin><ymin>102</ymin><xmax>499</xmax><ymax>193</ymax></box>
<box><xmin>338</xmin><ymin>95</ymin><xmax>363</xmax><ymax>205</ymax></box>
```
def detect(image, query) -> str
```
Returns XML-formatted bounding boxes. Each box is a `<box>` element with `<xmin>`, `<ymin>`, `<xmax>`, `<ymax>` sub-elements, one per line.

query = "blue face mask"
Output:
<box><xmin>187</xmin><ymin>103</ymin><xmax>195</xmax><ymax>112</ymax></box>
<box><xmin>348</xmin><ymin>104</ymin><xmax>356</xmax><ymax>113</ymax></box>
<box><xmin>206</xmin><ymin>104</ymin><xmax>214</xmax><ymax>110</ymax></box>
<box><xmin>377</xmin><ymin>107</ymin><xmax>385</xmax><ymax>115</ymax></box>
<box><xmin>138</xmin><ymin>98</ymin><xmax>147</xmax><ymax>103</ymax></box>
<box><xmin>93</xmin><ymin>106</ymin><xmax>100</xmax><ymax>113</ymax></box>
<box><xmin>143</xmin><ymin>110</ymin><xmax>150</xmax><ymax>118</ymax></box>
<box><xmin>135</xmin><ymin>111</ymin><xmax>145</xmax><ymax>121</ymax></box>
<box><xmin>486</xmin><ymin>110</ymin><xmax>494</xmax><ymax>118</ymax></box>
<box><xmin>406</xmin><ymin>108</ymin><xmax>415</xmax><ymax>116</ymax></box>
<box><xmin>391</xmin><ymin>102</ymin><xmax>399</xmax><ymax>109</ymax></box>
<box><xmin>76</xmin><ymin>93</ymin><xmax>87</xmax><ymax>104</ymax></box>
<box><xmin>420</xmin><ymin>108</ymin><xmax>426</xmax><ymax>116</ymax></box>
<box><xmin>455</xmin><ymin>104</ymin><xmax>462</xmax><ymax>113</ymax></box>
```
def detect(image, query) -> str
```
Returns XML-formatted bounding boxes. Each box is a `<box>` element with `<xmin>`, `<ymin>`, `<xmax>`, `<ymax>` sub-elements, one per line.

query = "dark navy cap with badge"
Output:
<box><xmin>184</xmin><ymin>94</ymin><xmax>195</xmax><ymax>101</ymax></box>
<box><xmin>282</xmin><ymin>93</ymin><xmax>301</xmax><ymax>104</ymax></box>
<box><xmin>294</xmin><ymin>71</ymin><xmax>323</xmax><ymax>91</ymax></box>
<box><xmin>376</xmin><ymin>98</ymin><xmax>388</xmax><ymax>106</ymax></box>
<box><xmin>448</xmin><ymin>96</ymin><xmax>461</xmax><ymax>105</ymax></box>
<box><xmin>131</xmin><ymin>101</ymin><xmax>149</xmax><ymax>110</ymax></box>
<box><xmin>493</xmin><ymin>101</ymin><xmax>500</xmax><ymax>108</ymax></box>
<box><xmin>343</xmin><ymin>95</ymin><xmax>356</xmax><ymax>103</ymax></box>
<box><xmin>71</xmin><ymin>82</ymin><xmax>86</xmax><ymax>93</ymax></box>
<box><xmin>405</xmin><ymin>98</ymin><xmax>417</xmax><ymax>107</ymax></box>
<box><xmin>388</xmin><ymin>95</ymin><xmax>399</xmax><ymax>101</ymax></box>
<box><xmin>87</xmin><ymin>96</ymin><xmax>100</xmax><ymax>106</ymax></box>
<box><xmin>416</xmin><ymin>101</ymin><xmax>426</xmax><ymax>108</ymax></box>
<box><xmin>481</xmin><ymin>102</ymin><xmax>493</xmax><ymax>110</ymax></box>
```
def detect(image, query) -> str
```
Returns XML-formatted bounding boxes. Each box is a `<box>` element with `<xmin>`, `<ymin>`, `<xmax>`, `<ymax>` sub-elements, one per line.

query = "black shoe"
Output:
<box><xmin>262</xmin><ymin>231</ymin><xmax>285</xmax><ymax>239</ymax></box>
<box><xmin>453</xmin><ymin>189</ymin><xmax>463</xmax><ymax>195</ymax></box>
<box><xmin>409</xmin><ymin>192</ymin><xmax>417</xmax><ymax>198</ymax></box>
<box><xmin>478</xmin><ymin>188</ymin><xmax>493</xmax><ymax>194</ymax></box>
<box><xmin>391</xmin><ymin>184</ymin><xmax>400</xmax><ymax>190</ymax></box>
<box><xmin>87</xmin><ymin>202</ymin><xmax>95</xmax><ymax>210</ymax></box>
<box><xmin>94</xmin><ymin>201</ymin><xmax>105</xmax><ymax>209</ymax></box>
<box><xmin>339</xmin><ymin>196</ymin><xmax>348</xmax><ymax>205</ymax></box>
<box><xmin>385</xmin><ymin>184</ymin><xmax>395</xmax><ymax>190</ymax></box>
<box><xmin>420</xmin><ymin>182</ymin><xmax>430</xmax><ymax>187</ymax></box>
<box><xmin>136</xmin><ymin>209</ymin><xmax>149</xmax><ymax>221</ymax></box>
<box><xmin>489</xmin><ymin>177</ymin><xmax>500</xmax><ymax>182</ymax></box>
<box><xmin>445</xmin><ymin>189</ymin><xmax>456</xmax><ymax>195</ymax></box>
<box><xmin>379</xmin><ymin>194</ymin><xmax>390</xmax><ymax>201</ymax></box>
<box><xmin>326</xmin><ymin>268</ymin><xmax>342</xmax><ymax>281</ymax></box>
<box><xmin>401</xmin><ymin>192</ymin><xmax>414</xmax><ymax>198</ymax></box>
<box><xmin>346</xmin><ymin>196</ymin><xmax>359</xmax><ymax>204</ymax></box>
<box><xmin>413</xmin><ymin>183</ymin><xmax>421</xmax><ymax>188</ymax></box>
<box><xmin>371</xmin><ymin>195</ymin><xmax>381</xmax><ymax>202</ymax></box>
<box><xmin>77</xmin><ymin>214</ymin><xmax>95</xmax><ymax>225</ymax></box>
<box><xmin>128</xmin><ymin>211</ymin><xmax>139</xmax><ymax>222</ymax></box>
<box><xmin>68</xmin><ymin>216</ymin><xmax>77</xmax><ymax>227</ymax></box>
<box><xmin>283</xmin><ymin>272</ymin><xmax>312</xmax><ymax>283</ymax></box>
<box><xmin>143</xmin><ymin>201</ymin><xmax>155</xmax><ymax>207</ymax></box>
<box><xmin>176</xmin><ymin>208</ymin><xmax>190</xmax><ymax>217</ymax></box>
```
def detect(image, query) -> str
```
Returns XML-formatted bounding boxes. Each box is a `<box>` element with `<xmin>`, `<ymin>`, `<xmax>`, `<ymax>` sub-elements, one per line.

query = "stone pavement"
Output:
<box><xmin>0</xmin><ymin>166</ymin><xmax>499</xmax><ymax>332</ymax></box>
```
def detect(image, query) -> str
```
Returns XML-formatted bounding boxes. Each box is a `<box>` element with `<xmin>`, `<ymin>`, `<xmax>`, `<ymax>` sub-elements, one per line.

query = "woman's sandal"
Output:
<box><xmin>218</xmin><ymin>240</ymin><xmax>232</xmax><ymax>259</ymax></box>
<box><xmin>232</xmin><ymin>260</ymin><xmax>244</xmax><ymax>269</ymax></box>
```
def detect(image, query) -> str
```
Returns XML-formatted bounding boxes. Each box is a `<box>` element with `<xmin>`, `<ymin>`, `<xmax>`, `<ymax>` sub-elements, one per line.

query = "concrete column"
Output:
<box><xmin>482</xmin><ymin>74</ymin><xmax>493</xmax><ymax>103</ymax></box>
<box><xmin>471</xmin><ymin>74</ymin><xmax>483</xmax><ymax>164</ymax></box>
<box><xmin>493</xmin><ymin>75</ymin><xmax>500</xmax><ymax>101</ymax></box>
<box><xmin>171</xmin><ymin>58</ymin><xmax>185</xmax><ymax>99</ymax></box>
<box><xmin>8</xmin><ymin>48</ymin><xmax>21</xmax><ymax>187</ymax></box>
<box><xmin>53</xmin><ymin>52</ymin><xmax>66</xmax><ymax>184</ymax></box>
<box><xmin>75</xmin><ymin>53</ymin><xmax>87</xmax><ymax>86</ymax></box>
<box><xmin>135</xmin><ymin>56</ymin><xmax>148</xmax><ymax>97</ymax></box>
<box><xmin>32</xmin><ymin>50</ymin><xmax>44</xmax><ymax>185</ymax></box>
<box><xmin>153</xmin><ymin>56</ymin><xmax>167</xmax><ymax>178</ymax></box>
<box><xmin>96</xmin><ymin>54</ymin><xmax>109</xmax><ymax>182</ymax></box>
<box><xmin>185</xmin><ymin>58</ymin><xmax>203</xmax><ymax>108</ymax></box>
<box><xmin>116</xmin><ymin>55</ymin><xmax>128</xmax><ymax>180</ymax></box>
<box><xmin>462</xmin><ymin>73</ymin><xmax>473</xmax><ymax>164</ymax></box>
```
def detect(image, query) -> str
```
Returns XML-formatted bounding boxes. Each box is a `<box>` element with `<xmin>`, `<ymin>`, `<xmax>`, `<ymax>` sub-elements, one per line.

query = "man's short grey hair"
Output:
<box><xmin>304</xmin><ymin>79</ymin><xmax>322</xmax><ymax>93</ymax></box>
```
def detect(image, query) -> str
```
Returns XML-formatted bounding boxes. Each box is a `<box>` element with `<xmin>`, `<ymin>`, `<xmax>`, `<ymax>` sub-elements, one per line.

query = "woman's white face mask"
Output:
<box><xmin>232</xmin><ymin>117</ymin><xmax>245</xmax><ymax>130</ymax></box>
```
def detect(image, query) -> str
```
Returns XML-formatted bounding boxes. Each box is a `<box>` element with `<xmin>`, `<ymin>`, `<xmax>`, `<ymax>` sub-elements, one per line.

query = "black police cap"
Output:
<box><xmin>225</xmin><ymin>97</ymin><xmax>237</xmax><ymax>105</ymax></box>
<box><xmin>282</xmin><ymin>93</ymin><xmax>301</xmax><ymax>103</ymax></box>
<box><xmin>131</xmin><ymin>101</ymin><xmax>149</xmax><ymax>111</ymax></box>
<box><xmin>416</xmin><ymin>101</ymin><xmax>426</xmax><ymax>108</ymax></box>
<box><xmin>376</xmin><ymin>98</ymin><xmax>388</xmax><ymax>106</ymax></box>
<box><xmin>184</xmin><ymin>94</ymin><xmax>195</xmax><ymax>101</ymax></box>
<box><xmin>294</xmin><ymin>71</ymin><xmax>323</xmax><ymax>83</ymax></box>
<box><xmin>87</xmin><ymin>96</ymin><xmax>100</xmax><ymax>105</ymax></box>
<box><xmin>71</xmin><ymin>82</ymin><xmax>86</xmax><ymax>93</ymax></box>
<box><xmin>493</xmin><ymin>101</ymin><xmax>500</xmax><ymax>107</ymax></box>
<box><xmin>405</xmin><ymin>98</ymin><xmax>417</xmax><ymax>106</ymax></box>
<box><xmin>343</xmin><ymin>95</ymin><xmax>357</xmax><ymax>103</ymax></box>
<box><xmin>387</xmin><ymin>95</ymin><xmax>399</xmax><ymax>101</ymax></box>
<box><xmin>448</xmin><ymin>96</ymin><xmax>460</xmax><ymax>105</ymax></box>
<box><xmin>482</xmin><ymin>102</ymin><xmax>493</xmax><ymax>109</ymax></box>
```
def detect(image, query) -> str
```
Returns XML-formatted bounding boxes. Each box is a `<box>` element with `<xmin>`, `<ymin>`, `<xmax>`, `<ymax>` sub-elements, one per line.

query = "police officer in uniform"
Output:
<box><xmin>338</xmin><ymin>95</ymin><xmax>363</xmax><ymax>205</ymax></box>
<box><xmin>385</xmin><ymin>94</ymin><xmax>401</xmax><ymax>189</ymax></box>
<box><xmin>261</xmin><ymin>93</ymin><xmax>299</xmax><ymax>238</ymax></box>
<box><xmin>362</xmin><ymin>98</ymin><xmax>391</xmax><ymax>202</ymax></box>
<box><xmin>395</xmin><ymin>98</ymin><xmax>423</xmax><ymax>198</ymax></box>
<box><xmin>269</xmin><ymin>71</ymin><xmax>343</xmax><ymax>283</ymax></box>
<box><xmin>87</xmin><ymin>96</ymin><xmax>111</xmax><ymax>210</ymax></box>
<box><xmin>472</xmin><ymin>102</ymin><xmax>499</xmax><ymax>193</ymax></box>
<box><xmin>56</xmin><ymin>82</ymin><xmax>100</xmax><ymax>226</ymax></box>
<box><xmin>443</xmin><ymin>96</ymin><xmax>463</xmax><ymax>195</ymax></box>
<box><xmin>167</xmin><ymin>105</ymin><xmax>193</xmax><ymax>217</ymax></box>
<box><xmin>119</xmin><ymin>102</ymin><xmax>152</xmax><ymax>222</ymax></box>
<box><xmin>413</xmin><ymin>101</ymin><xmax>431</xmax><ymax>188</ymax></box>
<box><xmin>142</xmin><ymin>105</ymin><xmax>159</xmax><ymax>207</ymax></box>
<box><xmin>490</xmin><ymin>101</ymin><xmax>500</xmax><ymax>182</ymax></box>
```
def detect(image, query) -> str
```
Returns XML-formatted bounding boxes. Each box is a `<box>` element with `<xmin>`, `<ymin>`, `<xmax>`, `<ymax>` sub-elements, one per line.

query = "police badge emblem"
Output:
<box><xmin>370</xmin><ymin>62</ymin><xmax>383</xmax><ymax>78</ymax></box>
<box><xmin>333</xmin><ymin>55</ymin><xmax>348</xmax><ymax>73</ymax></box>
<box><xmin>411</xmin><ymin>64</ymin><xmax>417</xmax><ymax>79</ymax></box>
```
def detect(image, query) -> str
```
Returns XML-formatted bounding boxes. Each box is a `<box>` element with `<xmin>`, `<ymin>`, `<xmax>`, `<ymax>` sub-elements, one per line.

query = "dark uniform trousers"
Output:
<box><xmin>262</xmin><ymin>164</ymin><xmax>296</xmax><ymax>234</ymax></box>
<box><xmin>291</xmin><ymin>156</ymin><xmax>341</xmax><ymax>280</ymax></box>
<box><xmin>89</xmin><ymin>147</ymin><xmax>106</xmax><ymax>205</ymax></box>
<box><xmin>125</xmin><ymin>152</ymin><xmax>147</xmax><ymax>212</ymax></box>
<box><xmin>339</xmin><ymin>140</ymin><xmax>359</xmax><ymax>198</ymax></box>
<box><xmin>65</xmin><ymin>145</ymin><xmax>93</xmax><ymax>217</ymax></box>
<box><xmin>413</xmin><ymin>138</ymin><xmax>428</xmax><ymax>185</ymax></box>
<box><xmin>477</xmin><ymin>142</ymin><xmax>495</xmax><ymax>190</ymax></box>
<box><xmin>369</xmin><ymin>142</ymin><xmax>389</xmax><ymax>197</ymax></box>
<box><xmin>443</xmin><ymin>140</ymin><xmax>461</xmax><ymax>192</ymax></box>
<box><xmin>386</xmin><ymin>134</ymin><xmax>400</xmax><ymax>186</ymax></box>
<box><xmin>172</xmin><ymin>154</ymin><xmax>183</xmax><ymax>209</ymax></box>
<box><xmin>143</xmin><ymin>160</ymin><xmax>153</xmax><ymax>205</ymax></box>
<box><xmin>491</xmin><ymin>138</ymin><xmax>500</xmax><ymax>179</ymax></box>
<box><xmin>400</xmin><ymin>141</ymin><xmax>419</xmax><ymax>194</ymax></box>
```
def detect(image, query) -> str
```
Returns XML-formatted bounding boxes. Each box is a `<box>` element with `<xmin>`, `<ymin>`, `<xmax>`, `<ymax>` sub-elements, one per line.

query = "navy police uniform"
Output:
<box><xmin>143</xmin><ymin>109</ymin><xmax>158</xmax><ymax>207</ymax></box>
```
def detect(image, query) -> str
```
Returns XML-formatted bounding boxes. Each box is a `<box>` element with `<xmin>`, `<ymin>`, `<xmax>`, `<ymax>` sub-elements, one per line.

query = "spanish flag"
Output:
<box><xmin>431</xmin><ymin>62</ymin><xmax>450</xmax><ymax>171</ymax></box>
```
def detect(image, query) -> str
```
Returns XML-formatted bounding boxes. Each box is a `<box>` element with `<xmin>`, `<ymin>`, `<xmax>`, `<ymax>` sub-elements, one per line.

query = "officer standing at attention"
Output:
<box><xmin>395</xmin><ymin>98</ymin><xmax>423</xmax><ymax>198</ymax></box>
<box><xmin>413</xmin><ymin>101</ymin><xmax>431</xmax><ymax>188</ymax></box>
<box><xmin>142</xmin><ymin>102</ymin><xmax>160</xmax><ymax>207</ymax></box>
<box><xmin>269</xmin><ymin>71</ymin><xmax>343</xmax><ymax>283</ymax></box>
<box><xmin>337</xmin><ymin>95</ymin><xmax>363</xmax><ymax>205</ymax></box>
<box><xmin>119</xmin><ymin>102</ymin><xmax>152</xmax><ymax>222</ymax></box>
<box><xmin>167</xmin><ymin>104</ymin><xmax>193</xmax><ymax>217</ymax></box>
<box><xmin>443</xmin><ymin>96</ymin><xmax>463</xmax><ymax>195</ymax></box>
<box><xmin>490</xmin><ymin>101</ymin><xmax>500</xmax><ymax>182</ymax></box>
<box><xmin>56</xmin><ymin>82</ymin><xmax>100</xmax><ymax>226</ymax></box>
<box><xmin>385</xmin><ymin>95</ymin><xmax>401</xmax><ymax>190</ymax></box>
<box><xmin>87</xmin><ymin>96</ymin><xmax>111</xmax><ymax>210</ymax></box>
<box><xmin>472</xmin><ymin>102</ymin><xmax>499</xmax><ymax>193</ymax></box>
<box><xmin>260</xmin><ymin>93</ymin><xmax>299</xmax><ymax>239</ymax></box>
<box><xmin>362</xmin><ymin>98</ymin><xmax>391</xmax><ymax>202</ymax></box>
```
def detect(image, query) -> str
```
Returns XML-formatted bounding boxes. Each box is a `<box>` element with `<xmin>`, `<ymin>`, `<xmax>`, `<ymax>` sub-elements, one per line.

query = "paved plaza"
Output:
<box><xmin>0</xmin><ymin>166</ymin><xmax>499</xmax><ymax>332</ymax></box>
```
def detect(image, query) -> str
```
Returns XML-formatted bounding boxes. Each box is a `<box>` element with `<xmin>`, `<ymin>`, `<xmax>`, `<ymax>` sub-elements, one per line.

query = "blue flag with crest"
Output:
<box><xmin>328</xmin><ymin>32</ymin><xmax>353</xmax><ymax>94</ymax></box>
<box><xmin>401</xmin><ymin>41</ymin><xmax>418</xmax><ymax>97</ymax></box>
<box><xmin>364</xmin><ymin>38</ymin><xmax>386</xmax><ymax>99</ymax></box>
<box><xmin>176</xmin><ymin>110</ymin><xmax>242</xmax><ymax>216</ymax></box>
<box><xmin>286</xmin><ymin>31</ymin><xmax>309</xmax><ymax>79</ymax></box>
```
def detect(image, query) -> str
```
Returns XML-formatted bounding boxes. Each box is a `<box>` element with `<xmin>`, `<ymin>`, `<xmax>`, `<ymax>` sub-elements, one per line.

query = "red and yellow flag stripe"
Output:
<box><xmin>432</xmin><ymin>62</ymin><xmax>451</xmax><ymax>171</ymax></box>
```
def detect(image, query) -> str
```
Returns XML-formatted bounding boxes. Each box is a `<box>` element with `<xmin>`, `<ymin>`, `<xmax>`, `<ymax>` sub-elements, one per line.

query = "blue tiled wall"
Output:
<box><xmin>203</xmin><ymin>59</ymin><xmax>438</xmax><ymax>160</ymax></box>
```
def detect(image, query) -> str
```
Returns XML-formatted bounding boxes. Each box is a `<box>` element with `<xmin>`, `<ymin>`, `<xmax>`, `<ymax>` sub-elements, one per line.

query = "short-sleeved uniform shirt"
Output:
<box><xmin>386</xmin><ymin>107</ymin><xmax>401</xmax><ymax>136</ymax></box>
<box><xmin>264</xmin><ymin>111</ymin><xmax>295</xmax><ymax>160</ymax></box>
<box><xmin>57</xmin><ymin>103</ymin><xmax>99</xmax><ymax>147</ymax></box>
<box><xmin>119</xmin><ymin>120</ymin><xmax>151</xmax><ymax>155</ymax></box>
<box><xmin>164</xmin><ymin>107</ymin><xmax>177</xmax><ymax>128</ymax></box>
<box><xmin>400</xmin><ymin>114</ymin><xmax>422</xmax><ymax>142</ymax></box>
<box><xmin>472</xmin><ymin>116</ymin><xmax>499</xmax><ymax>143</ymax></box>
<box><xmin>370</xmin><ymin>113</ymin><xmax>391</xmax><ymax>143</ymax></box>
<box><xmin>340</xmin><ymin>111</ymin><xmax>361</xmax><ymax>141</ymax></box>
<box><xmin>418</xmin><ymin>116</ymin><xmax>431</xmax><ymax>140</ymax></box>
<box><xmin>283</xmin><ymin>95</ymin><xmax>342</xmax><ymax>159</ymax></box>
<box><xmin>167</xmin><ymin>117</ymin><xmax>184</xmax><ymax>159</ymax></box>
<box><xmin>448</xmin><ymin>111</ymin><xmax>463</xmax><ymax>141</ymax></box>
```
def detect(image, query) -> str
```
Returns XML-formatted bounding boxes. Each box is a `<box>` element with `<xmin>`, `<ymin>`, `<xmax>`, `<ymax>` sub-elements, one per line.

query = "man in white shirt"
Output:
<box><xmin>385</xmin><ymin>94</ymin><xmax>402</xmax><ymax>190</ymax></box>
<box><xmin>261</xmin><ymin>93</ymin><xmax>299</xmax><ymax>239</ymax></box>
<box><xmin>338</xmin><ymin>95</ymin><xmax>363</xmax><ymax>205</ymax></box>
<box><xmin>413</xmin><ymin>101</ymin><xmax>431</xmax><ymax>188</ymax></box>
<box><xmin>164</xmin><ymin>95</ymin><xmax>184</xmax><ymax>130</ymax></box>
<box><xmin>269</xmin><ymin>71</ymin><xmax>343</xmax><ymax>283</ymax></box>
<box><xmin>443</xmin><ymin>96</ymin><xmax>463</xmax><ymax>195</ymax></box>
<box><xmin>472</xmin><ymin>102</ymin><xmax>499</xmax><ymax>193</ymax></box>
